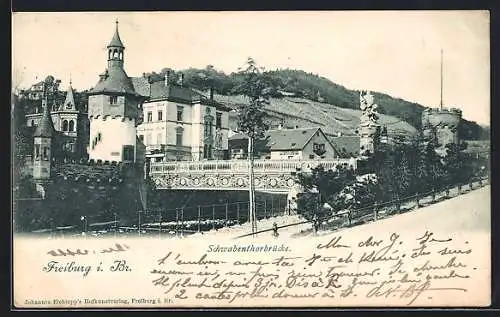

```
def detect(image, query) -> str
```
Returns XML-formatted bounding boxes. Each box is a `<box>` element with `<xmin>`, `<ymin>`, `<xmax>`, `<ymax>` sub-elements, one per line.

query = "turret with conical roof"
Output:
<box><xmin>33</xmin><ymin>83</ymin><xmax>54</xmax><ymax>180</ymax></box>
<box><xmin>107</xmin><ymin>20</ymin><xmax>125</xmax><ymax>69</ymax></box>
<box><xmin>87</xmin><ymin>20</ymin><xmax>144</xmax><ymax>163</ymax></box>
<box><xmin>34</xmin><ymin>88</ymin><xmax>55</xmax><ymax>138</ymax></box>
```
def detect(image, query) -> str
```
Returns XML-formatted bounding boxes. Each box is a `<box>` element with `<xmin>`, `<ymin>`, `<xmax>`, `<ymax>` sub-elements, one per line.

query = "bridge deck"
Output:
<box><xmin>150</xmin><ymin>158</ymin><xmax>357</xmax><ymax>191</ymax></box>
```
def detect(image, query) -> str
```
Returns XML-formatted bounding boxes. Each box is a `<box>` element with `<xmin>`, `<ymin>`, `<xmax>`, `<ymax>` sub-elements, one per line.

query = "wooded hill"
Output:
<box><xmin>143</xmin><ymin>66</ymin><xmax>488</xmax><ymax>140</ymax></box>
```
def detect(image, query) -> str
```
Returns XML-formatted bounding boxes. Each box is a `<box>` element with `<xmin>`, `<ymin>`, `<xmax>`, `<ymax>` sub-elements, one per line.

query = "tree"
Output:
<box><xmin>296</xmin><ymin>165</ymin><xmax>356</xmax><ymax>221</ymax></box>
<box><xmin>442</xmin><ymin>142</ymin><xmax>472</xmax><ymax>185</ymax></box>
<box><xmin>231</xmin><ymin>58</ymin><xmax>271</xmax><ymax>234</ymax></box>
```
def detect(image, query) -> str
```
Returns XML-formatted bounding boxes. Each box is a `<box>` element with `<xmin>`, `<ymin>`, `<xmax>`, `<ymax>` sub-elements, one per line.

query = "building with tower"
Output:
<box><xmin>421</xmin><ymin>50</ymin><xmax>463</xmax><ymax>155</ymax></box>
<box><xmin>87</xmin><ymin>21</ymin><xmax>146</xmax><ymax>163</ymax></box>
<box><xmin>25</xmin><ymin>79</ymin><xmax>89</xmax><ymax>161</ymax></box>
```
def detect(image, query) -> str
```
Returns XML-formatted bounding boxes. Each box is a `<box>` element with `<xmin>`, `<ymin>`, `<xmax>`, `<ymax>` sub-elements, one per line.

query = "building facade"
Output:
<box><xmin>135</xmin><ymin>75</ymin><xmax>232</xmax><ymax>162</ymax></box>
<box><xmin>229</xmin><ymin>127</ymin><xmax>339</xmax><ymax>160</ymax></box>
<box><xmin>25</xmin><ymin>80</ymin><xmax>89</xmax><ymax>160</ymax></box>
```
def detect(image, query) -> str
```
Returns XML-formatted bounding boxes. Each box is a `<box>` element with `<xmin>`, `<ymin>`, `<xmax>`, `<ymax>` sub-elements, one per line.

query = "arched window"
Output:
<box><xmin>31</xmin><ymin>120</ymin><xmax>35</xmax><ymax>127</ymax></box>
<box><xmin>69</xmin><ymin>120</ymin><xmax>75</xmax><ymax>132</ymax></box>
<box><xmin>113</xmin><ymin>49</ymin><xmax>118</xmax><ymax>58</ymax></box>
<box><xmin>62</xmin><ymin>120</ymin><xmax>69</xmax><ymax>131</ymax></box>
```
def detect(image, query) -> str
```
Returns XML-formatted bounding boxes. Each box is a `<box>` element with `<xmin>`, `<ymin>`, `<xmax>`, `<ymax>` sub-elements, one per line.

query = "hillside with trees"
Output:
<box><xmin>142</xmin><ymin>65</ymin><xmax>488</xmax><ymax>140</ymax></box>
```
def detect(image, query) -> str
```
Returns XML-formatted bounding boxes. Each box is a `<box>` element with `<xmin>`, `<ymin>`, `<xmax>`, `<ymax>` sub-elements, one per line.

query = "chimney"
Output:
<box><xmin>210</xmin><ymin>87</ymin><xmax>214</xmax><ymax>100</ymax></box>
<box><xmin>164</xmin><ymin>71</ymin><xmax>170</xmax><ymax>87</ymax></box>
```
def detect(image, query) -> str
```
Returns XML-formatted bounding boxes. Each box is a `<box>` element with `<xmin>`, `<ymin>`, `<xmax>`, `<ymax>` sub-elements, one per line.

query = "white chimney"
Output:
<box><xmin>165</xmin><ymin>71</ymin><xmax>170</xmax><ymax>87</ymax></box>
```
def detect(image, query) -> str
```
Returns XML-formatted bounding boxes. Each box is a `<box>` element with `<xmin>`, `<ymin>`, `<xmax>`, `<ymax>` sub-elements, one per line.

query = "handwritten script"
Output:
<box><xmin>149</xmin><ymin>231</ymin><xmax>475</xmax><ymax>306</ymax></box>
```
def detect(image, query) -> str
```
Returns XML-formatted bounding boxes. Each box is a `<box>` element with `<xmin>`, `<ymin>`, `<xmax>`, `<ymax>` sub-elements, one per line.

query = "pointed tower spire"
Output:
<box><xmin>108</xmin><ymin>19</ymin><xmax>124</xmax><ymax>48</ymax></box>
<box><xmin>34</xmin><ymin>83</ymin><xmax>55</xmax><ymax>138</ymax></box>
<box><xmin>63</xmin><ymin>78</ymin><xmax>76</xmax><ymax>110</ymax></box>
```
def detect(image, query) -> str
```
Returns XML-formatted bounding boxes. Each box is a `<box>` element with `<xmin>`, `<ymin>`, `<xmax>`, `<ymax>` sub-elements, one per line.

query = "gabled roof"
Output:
<box><xmin>33</xmin><ymin>102</ymin><xmax>55</xmax><ymax>138</ymax></box>
<box><xmin>131</xmin><ymin>76</ymin><xmax>150</xmax><ymax>97</ymax></box>
<box><xmin>148</xmin><ymin>81</ymin><xmax>201</xmax><ymax>103</ymax></box>
<box><xmin>229</xmin><ymin>127</ymin><xmax>322</xmax><ymax>151</ymax></box>
<box><xmin>132</xmin><ymin>78</ymin><xmax>231</xmax><ymax>111</ymax></box>
<box><xmin>62</xmin><ymin>83</ymin><xmax>76</xmax><ymax>110</ymax></box>
<box><xmin>329</xmin><ymin>136</ymin><xmax>360</xmax><ymax>158</ymax></box>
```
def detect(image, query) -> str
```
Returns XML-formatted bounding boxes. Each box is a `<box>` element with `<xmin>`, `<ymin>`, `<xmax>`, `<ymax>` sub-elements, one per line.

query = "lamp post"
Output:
<box><xmin>113</xmin><ymin>213</ymin><xmax>118</xmax><ymax>237</ymax></box>
<box><xmin>80</xmin><ymin>216</ymin><xmax>87</xmax><ymax>236</ymax></box>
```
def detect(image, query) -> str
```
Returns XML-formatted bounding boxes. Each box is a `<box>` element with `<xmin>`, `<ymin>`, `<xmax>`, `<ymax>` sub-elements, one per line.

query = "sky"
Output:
<box><xmin>12</xmin><ymin>11</ymin><xmax>490</xmax><ymax>125</ymax></box>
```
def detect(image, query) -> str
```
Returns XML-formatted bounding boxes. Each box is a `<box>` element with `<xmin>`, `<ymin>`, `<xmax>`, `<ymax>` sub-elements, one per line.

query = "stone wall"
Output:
<box><xmin>14</xmin><ymin>162</ymin><xmax>146</xmax><ymax>232</ymax></box>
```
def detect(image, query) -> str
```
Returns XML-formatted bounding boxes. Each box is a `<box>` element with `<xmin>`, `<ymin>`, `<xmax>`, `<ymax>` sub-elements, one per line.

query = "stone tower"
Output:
<box><xmin>421</xmin><ymin>107</ymin><xmax>462</xmax><ymax>154</ymax></box>
<box><xmin>87</xmin><ymin>20</ymin><xmax>143</xmax><ymax>163</ymax></box>
<box><xmin>421</xmin><ymin>50</ymin><xmax>463</xmax><ymax>155</ymax></box>
<box><xmin>359</xmin><ymin>90</ymin><xmax>380</xmax><ymax>156</ymax></box>
<box><xmin>32</xmin><ymin>83</ymin><xmax>55</xmax><ymax>197</ymax></box>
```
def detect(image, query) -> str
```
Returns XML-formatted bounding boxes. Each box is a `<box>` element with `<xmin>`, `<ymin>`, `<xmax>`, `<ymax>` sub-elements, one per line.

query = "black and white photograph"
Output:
<box><xmin>11</xmin><ymin>11</ymin><xmax>491</xmax><ymax>308</ymax></box>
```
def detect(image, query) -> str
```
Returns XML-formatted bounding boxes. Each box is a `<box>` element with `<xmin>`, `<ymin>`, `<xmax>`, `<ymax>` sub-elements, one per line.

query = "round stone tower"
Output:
<box><xmin>87</xmin><ymin>20</ymin><xmax>143</xmax><ymax>163</ymax></box>
<box><xmin>421</xmin><ymin>107</ymin><xmax>462</xmax><ymax>153</ymax></box>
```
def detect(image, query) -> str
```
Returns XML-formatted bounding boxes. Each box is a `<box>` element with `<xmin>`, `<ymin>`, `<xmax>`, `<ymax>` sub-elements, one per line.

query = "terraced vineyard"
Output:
<box><xmin>211</xmin><ymin>93</ymin><xmax>417</xmax><ymax>138</ymax></box>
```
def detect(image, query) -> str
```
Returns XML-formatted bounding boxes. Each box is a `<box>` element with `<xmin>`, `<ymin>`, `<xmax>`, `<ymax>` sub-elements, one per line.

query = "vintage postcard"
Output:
<box><xmin>11</xmin><ymin>11</ymin><xmax>491</xmax><ymax>308</ymax></box>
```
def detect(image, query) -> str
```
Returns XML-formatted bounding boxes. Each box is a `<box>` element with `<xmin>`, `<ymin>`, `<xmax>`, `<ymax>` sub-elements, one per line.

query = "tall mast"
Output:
<box><xmin>440</xmin><ymin>49</ymin><xmax>443</xmax><ymax>110</ymax></box>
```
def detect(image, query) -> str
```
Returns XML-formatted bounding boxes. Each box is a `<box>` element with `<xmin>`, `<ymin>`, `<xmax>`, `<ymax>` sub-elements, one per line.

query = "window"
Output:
<box><xmin>139</xmin><ymin>135</ymin><xmax>144</xmax><ymax>142</ymax></box>
<box><xmin>62</xmin><ymin>120</ymin><xmax>68</xmax><ymax>131</ymax></box>
<box><xmin>147</xmin><ymin>112</ymin><xmax>152</xmax><ymax>122</ymax></box>
<box><xmin>203</xmin><ymin>144</ymin><xmax>213</xmax><ymax>159</ymax></box>
<box><xmin>177</xmin><ymin>106</ymin><xmax>183</xmax><ymax>121</ymax></box>
<box><xmin>122</xmin><ymin>145</ymin><xmax>134</xmax><ymax>161</ymax></box>
<box><xmin>157</xmin><ymin>110</ymin><xmax>163</xmax><ymax>121</ymax></box>
<box><xmin>34</xmin><ymin>144</ymin><xmax>40</xmax><ymax>159</ymax></box>
<box><xmin>42</xmin><ymin>147</ymin><xmax>48</xmax><ymax>160</ymax></box>
<box><xmin>109</xmin><ymin>96</ymin><xmax>118</xmax><ymax>105</ymax></box>
<box><xmin>69</xmin><ymin>120</ymin><xmax>75</xmax><ymax>132</ymax></box>
<box><xmin>216</xmin><ymin>112</ymin><xmax>222</xmax><ymax>128</ymax></box>
<box><xmin>176</xmin><ymin>127</ymin><xmax>183</xmax><ymax>146</ymax></box>
<box><xmin>31</xmin><ymin>120</ymin><xmax>35</xmax><ymax>127</ymax></box>
<box><xmin>157</xmin><ymin>133</ymin><xmax>162</xmax><ymax>145</ymax></box>
<box><xmin>313</xmin><ymin>143</ymin><xmax>326</xmax><ymax>156</ymax></box>
<box><xmin>309</xmin><ymin>154</ymin><xmax>315</xmax><ymax>159</ymax></box>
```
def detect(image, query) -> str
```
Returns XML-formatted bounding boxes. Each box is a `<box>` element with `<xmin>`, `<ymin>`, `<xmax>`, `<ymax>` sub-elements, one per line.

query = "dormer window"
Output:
<box><xmin>109</xmin><ymin>96</ymin><xmax>118</xmax><ymax>105</ymax></box>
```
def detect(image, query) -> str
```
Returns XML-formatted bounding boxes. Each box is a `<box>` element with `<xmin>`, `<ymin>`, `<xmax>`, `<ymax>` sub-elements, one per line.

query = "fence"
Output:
<box><xmin>234</xmin><ymin>176</ymin><xmax>490</xmax><ymax>239</ymax></box>
<box><xmin>30</xmin><ymin>194</ymin><xmax>290</xmax><ymax>237</ymax></box>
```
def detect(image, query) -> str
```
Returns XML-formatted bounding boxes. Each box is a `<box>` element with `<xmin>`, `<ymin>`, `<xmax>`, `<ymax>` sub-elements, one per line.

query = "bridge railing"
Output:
<box><xmin>150</xmin><ymin>158</ymin><xmax>357</xmax><ymax>175</ymax></box>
